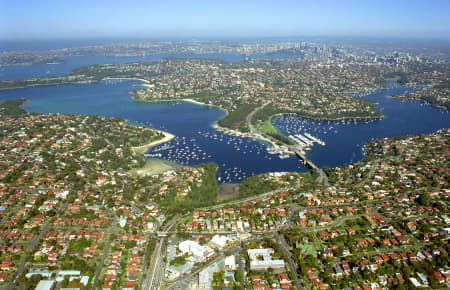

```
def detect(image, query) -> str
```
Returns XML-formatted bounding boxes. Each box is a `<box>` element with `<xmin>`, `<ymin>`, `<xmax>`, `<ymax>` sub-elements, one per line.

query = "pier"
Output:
<box><xmin>246</xmin><ymin>103</ymin><xmax>328</xmax><ymax>184</ymax></box>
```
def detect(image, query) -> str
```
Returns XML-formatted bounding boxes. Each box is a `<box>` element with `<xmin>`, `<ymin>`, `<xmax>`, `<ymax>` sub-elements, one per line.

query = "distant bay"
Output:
<box><xmin>0</xmin><ymin>52</ymin><xmax>301</xmax><ymax>80</ymax></box>
<box><xmin>0</xmin><ymin>80</ymin><xmax>307</xmax><ymax>183</ymax></box>
<box><xmin>0</xmin><ymin>53</ymin><xmax>448</xmax><ymax>183</ymax></box>
<box><xmin>273</xmin><ymin>82</ymin><xmax>450</xmax><ymax>168</ymax></box>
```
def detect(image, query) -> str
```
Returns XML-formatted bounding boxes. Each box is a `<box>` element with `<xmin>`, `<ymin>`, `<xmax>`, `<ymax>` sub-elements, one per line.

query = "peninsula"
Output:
<box><xmin>0</xmin><ymin>97</ymin><xmax>448</xmax><ymax>290</ymax></box>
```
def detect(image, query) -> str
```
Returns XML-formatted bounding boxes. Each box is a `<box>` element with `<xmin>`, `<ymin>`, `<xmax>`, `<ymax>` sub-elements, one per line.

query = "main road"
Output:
<box><xmin>90</xmin><ymin>215</ymin><xmax>118</xmax><ymax>290</ymax></box>
<box><xmin>142</xmin><ymin>237</ymin><xmax>166</xmax><ymax>290</ymax></box>
<box><xmin>274</xmin><ymin>232</ymin><xmax>304</xmax><ymax>290</ymax></box>
<box><xmin>164</xmin><ymin>243</ymin><xmax>242</xmax><ymax>289</ymax></box>
<box><xmin>199</xmin><ymin>185</ymin><xmax>297</xmax><ymax>211</ymax></box>
<box><xmin>142</xmin><ymin>216</ymin><xmax>180</xmax><ymax>290</ymax></box>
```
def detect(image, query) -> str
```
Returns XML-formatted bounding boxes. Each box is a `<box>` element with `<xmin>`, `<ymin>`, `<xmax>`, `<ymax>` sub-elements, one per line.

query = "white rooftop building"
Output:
<box><xmin>209</xmin><ymin>235</ymin><xmax>233</xmax><ymax>249</ymax></box>
<box><xmin>225</xmin><ymin>255</ymin><xmax>237</xmax><ymax>270</ymax></box>
<box><xmin>247</xmin><ymin>248</ymin><xmax>285</xmax><ymax>271</ymax></box>
<box><xmin>35</xmin><ymin>280</ymin><xmax>55</xmax><ymax>290</ymax></box>
<box><xmin>198</xmin><ymin>259</ymin><xmax>225</xmax><ymax>289</ymax></box>
<box><xmin>26</xmin><ymin>271</ymin><xmax>52</xmax><ymax>279</ymax></box>
<box><xmin>119</xmin><ymin>217</ymin><xmax>127</xmax><ymax>228</ymax></box>
<box><xmin>409</xmin><ymin>277</ymin><xmax>421</xmax><ymax>288</ymax></box>
<box><xmin>179</xmin><ymin>240</ymin><xmax>214</xmax><ymax>261</ymax></box>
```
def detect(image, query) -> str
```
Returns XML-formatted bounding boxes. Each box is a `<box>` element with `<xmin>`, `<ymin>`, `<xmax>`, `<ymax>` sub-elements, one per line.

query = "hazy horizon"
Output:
<box><xmin>1</xmin><ymin>0</ymin><xmax>449</xmax><ymax>42</ymax></box>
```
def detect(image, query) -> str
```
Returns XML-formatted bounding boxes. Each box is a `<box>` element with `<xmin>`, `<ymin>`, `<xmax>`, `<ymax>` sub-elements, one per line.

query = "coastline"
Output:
<box><xmin>389</xmin><ymin>95</ymin><xmax>449</xmax><ymax>111</ymax></box>
<box><xmin>129</xmin><ymin>127</ymin><xmax>180</xmax><ymax>177</ymax></box>
<box><xmin>133</xmin><ymin>92</ymin><xmax>384</xmax><ymax>155</ymax></box>
<box><xmin>182</xmin><ymin>98</ymin><xmax>227</xmax><ymax>113</ymax></box>
<box><xmin>183</xmin><ymin>98</ymin><xmax>283</xmax><ymax>149</ymax></box>
<box><xmin>0</xmin><ymin>79</ymin><xmax>97</xmax><ymax>91</ymax></box>
<box><xmin>103</xmin><ymin>77</ymin><xmax>150</xmax><ymax>84</ymax></box>
<box><xmin>133</xmin><ymin>96</ymin><xmax>254</xmax><ymax>143</ymax></box>
<box><xmin>182</xmin><ymin>98</ymin><xmax>230</xmax><ymax>126</ymax></box>
<box><xmin>212</xmin><ymin>121</ymin><xmax>283</xmax><ymax>152</ymax></box>
<box><xmin>182</xmin><ymin>98</ymin><xmax>212</xmax><ymax>107</ymax></box>
<box><xmin>131</xmin><ymin>130</ymin><xmax>175</xmax><ymax>155</ymax></box>
<box><xmin>271</xmin><ymin>112</ymin><xmax>384</xmax><ymax>122</ymax></box>
<box><xmin>102</xmin><ymin>77</ymin><xmax>155</xmax><ymax>88</ymax></box>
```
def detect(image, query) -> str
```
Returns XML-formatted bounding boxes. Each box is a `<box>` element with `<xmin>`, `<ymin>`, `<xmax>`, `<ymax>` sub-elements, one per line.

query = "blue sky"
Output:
<box><xmin>0</xmin><ymin>0</ymin><xmax>449</xmax><ymax>40</ymax></box>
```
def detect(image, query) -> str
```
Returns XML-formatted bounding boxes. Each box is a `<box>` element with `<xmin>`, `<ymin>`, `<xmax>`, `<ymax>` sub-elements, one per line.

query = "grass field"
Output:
<box><xmin>258</xmin><ymin>118</ymin><xmax>278</xmax><ymax>134</ymax></box>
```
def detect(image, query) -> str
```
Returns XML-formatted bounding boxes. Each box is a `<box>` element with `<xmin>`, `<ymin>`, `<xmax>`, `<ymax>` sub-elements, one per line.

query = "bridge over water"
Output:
<box><xmin>288</xmin><ymin>145</ymin><xmax>328</xmax><ymax>184</ymax></box>
<box><xmin>246</xmin><ymin>102</ymin><xmax>328</xmax><ymax>184</ymax></box>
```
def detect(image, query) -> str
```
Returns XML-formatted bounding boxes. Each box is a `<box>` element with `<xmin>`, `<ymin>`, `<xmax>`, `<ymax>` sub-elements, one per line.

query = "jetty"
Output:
<box><xmin>245</xmin><ymin>102</ymin><xmax>328</xmax><ymax>184</ymax></box>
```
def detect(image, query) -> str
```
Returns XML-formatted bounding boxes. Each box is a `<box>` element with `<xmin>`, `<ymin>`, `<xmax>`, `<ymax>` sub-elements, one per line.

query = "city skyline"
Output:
<box><xmin>0</xmin><ymin>1</ymin><xmax>449</xmax><ymax>289</ymax></box>
<box><xmin>1</xmin><ymin>0</ymin><xmax>449</xmax><ymax>40</ymax></box>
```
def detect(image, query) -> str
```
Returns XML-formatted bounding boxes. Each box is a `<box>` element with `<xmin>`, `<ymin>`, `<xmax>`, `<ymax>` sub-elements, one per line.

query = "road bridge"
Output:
<box><xmin>288</xmin><ymin>145</ymin><xmax>328</xmax><ymax>184</ymax></box>
<box><xmin>246</xmin><ymin>102</ymin><xmax>328</xmax><ymax>184</ymax></box>
<box><xmin>290</xmin><ymin>147</ymin><xmax>318</xmax><ymax>170</ymax></box>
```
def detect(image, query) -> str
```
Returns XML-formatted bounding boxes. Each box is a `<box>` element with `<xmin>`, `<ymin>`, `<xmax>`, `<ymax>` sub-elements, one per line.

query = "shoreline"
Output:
<box><xmin>212</xmin><ymin>122</ymin><xmax>283</xmax><ymax>152</ymax></box>
<box><xmin>165</xmin><ymin>98</ymin><xmax>294</xmax><ymax>151</ymax></box>
<box><xmin>271</xmin><ymin>112</ymin><xmax>384</xmax><ymax>122</ymax></box>
<box><xmin>103</xmin><ymin>77</ymin><xmax>150</xmax><ymax>84</ymax></box>
<box><xmin>182</xmin><ymin>98</ymin><xmax>205</xmax><ymax>106</ymax></box>
<box><xmin>131</xmin><ymin>130</ymin><xmax>175</xmax><ymax>155</ymax></box>
<box><xmin>103</xmin><ymin>77</ymin><xmax>156</xmax><ymax>88</ymax></box>
<box><xmin>389</xmin><ymin>95</ymin><xmax>449</xmax><ymax>111</ymax></box>
<box><xmin>182</xmin><ymin>98</ymin><xmax>228</xmax><ymax>114</ymax></box>
<box><xmin>182</xmin><ymin>98</ymin><xmax>233</xmax><ymax>129</ymax></box>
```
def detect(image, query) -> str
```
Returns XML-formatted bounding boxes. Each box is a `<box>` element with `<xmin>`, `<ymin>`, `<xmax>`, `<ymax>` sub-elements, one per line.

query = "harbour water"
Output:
<box><xmin>0</xmin><ymin>79</ymin><xmax>306</xmax><ymax>183</ymax></box>
<box><xmin>273</xmin><ymin>82</ymin><xmax>449</xmax><ymax>168</ymax></box>
<box><xmin>0</xmin><ymin>52</ymin><xmax>301</xmax><ymax>80</ymax></box>
<box><xmin>0</xmin><ymin>53</ymin><xmax>448</xmax><ymax>182</ymax></box>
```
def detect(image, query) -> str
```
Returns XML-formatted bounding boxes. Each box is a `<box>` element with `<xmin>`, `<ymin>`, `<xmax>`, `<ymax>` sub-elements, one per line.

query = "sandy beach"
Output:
<box><xmin>182</xmin><ymin>98</ymin><xmax>229</xmax><ymax>113</ymax></box>
<box><xmin>103</xmin><ymin>77</ymin><xmax>155</xmax><ymax>88</ymax></box>
<box><xmin>103</xmin><ymin>77</ymin><xmax>150</xmax><ymax>84</ymax></box>
<box><xmin>182</xmin><ymin>98</ymin><xmax>206</xmax><ymax>106</ymax></box>
<box><xmin>131</xmin><ymin>159</ymin><xmax>179</xmax><ymax>176</ymax></box>
<box><xmin>131</xmin><ymin>130</ymin><xmax>175</xmax><ymax>155</ymax></box>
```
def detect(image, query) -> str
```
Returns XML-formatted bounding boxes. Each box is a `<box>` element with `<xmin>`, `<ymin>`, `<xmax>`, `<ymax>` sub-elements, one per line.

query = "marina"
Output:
<box><xmin>145</xmin><ymin>127</ymin><xmax>305</xmax><ymax>183</ymax></box>
<box><xmin>288</xmin><ymin>133</ymin><xmax>326</xmax><ymax>151</ymax></box>
<box><xmin>1</xmin><ymin>6</ymin><xmax>448</xmax><ymax>290</ymax></box>
<box><xmin>273</xmin><ymin>82</ymin><xmax>449</xmax><ymax>168</ymax></box>
<box><xmin>0</xmin><ymin>63</ymin><xmax>448</xmax><ymax>183</ymax></box>
<box><xmin>0</xmin><ymin>80</ymin><xmax>306</xmax><ymax>183</ymax></box>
